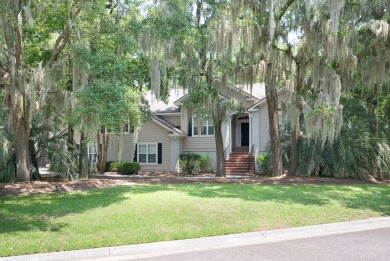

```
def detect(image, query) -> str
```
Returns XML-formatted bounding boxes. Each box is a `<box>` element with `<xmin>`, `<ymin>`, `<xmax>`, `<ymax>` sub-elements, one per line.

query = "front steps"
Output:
<box><xmin>225</xmin><ymin>147</ymin><xmax>254</xmax><ymax>175</ymax></box>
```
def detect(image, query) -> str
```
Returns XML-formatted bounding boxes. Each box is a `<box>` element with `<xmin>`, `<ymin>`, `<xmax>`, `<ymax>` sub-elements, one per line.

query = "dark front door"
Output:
<box><xmin>241</xmin><ymin>122</ymin><xmax>249</xmax><ymax>146</ymax></box>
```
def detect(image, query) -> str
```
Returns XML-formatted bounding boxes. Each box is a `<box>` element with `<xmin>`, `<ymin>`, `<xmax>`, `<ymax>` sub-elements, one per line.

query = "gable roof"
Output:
<box><xmin>144</xmin><ymin>88</ymin><xmax>186</xmax><ymax>114</ymax></box>
<box><xmin>247</xmin><ymin>88</ymin><xmax>285</xmax><ymax>111</ymax></box>
<box><xmin>151</xmin><ymin>114</ymin><xmax>186</xmax><ymax>136</ymax></box>
<box><xmin>173</xmin><ymin>79</ymin><xmax>264</xmax><ymax>107</ymax></box>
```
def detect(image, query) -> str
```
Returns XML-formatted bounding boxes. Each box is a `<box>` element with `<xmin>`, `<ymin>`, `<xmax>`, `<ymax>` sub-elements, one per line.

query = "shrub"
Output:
<box><xmin>256</xmin><ymin>153</ymin><xmax>272</xmax><ymax>176</ymax></box>
<box><xmin>116</xmin><ymin>162</ymin><xmax>141</xmax><ymax>175</ymax></box>
<box><xmin>198</xmin><ymin>155</ymin><xmax>212</xmax><ymax>172</ymax></box>
<box><xmin>106</xmin><ymin>161</ymin><xmax>140</xmax><ymax>175</ymax></box>
<box><xmin>105</xmin><ymin>161</ymin><xmax>118</xmax><ymax>172</ymax></box>
<box><xmin>179</xmin><ymin>153</ymin><xmax>201</xmax><ymax>174</ymax></box>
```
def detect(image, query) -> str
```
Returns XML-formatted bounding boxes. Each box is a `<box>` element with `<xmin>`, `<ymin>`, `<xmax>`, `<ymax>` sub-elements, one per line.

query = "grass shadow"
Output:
<box><xmin>0</xmin><ymin>187</ymin><xmax>130</xmax><ymax>234</ymax></box>
<box><xmin>1</xmin><ymin>183</ymin><xmax>388</xmax><ymax>236</ymax></box>
<box><xmin>123</xmin><ymin>183</ymin><xmax>390</xmax><ymax>215</ymax></box>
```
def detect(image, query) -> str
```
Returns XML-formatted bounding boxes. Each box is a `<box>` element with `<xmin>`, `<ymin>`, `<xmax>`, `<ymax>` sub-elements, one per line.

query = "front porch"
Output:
<box><xmin>224</xmin><ymin>113</ymin><xmax>255</xmax><ymax>175</ymax></box>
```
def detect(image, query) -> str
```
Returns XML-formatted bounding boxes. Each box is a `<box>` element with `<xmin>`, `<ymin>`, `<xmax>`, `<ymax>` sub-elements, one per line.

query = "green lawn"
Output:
<box><xmin>1</xmin><ymin>184</ymin><xmax>389</xmax><ymax>257</ymax></box>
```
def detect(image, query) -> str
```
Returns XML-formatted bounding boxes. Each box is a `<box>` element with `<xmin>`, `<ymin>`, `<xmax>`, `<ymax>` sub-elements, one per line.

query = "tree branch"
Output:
<box><xmin>47</xmin><ymin>4</ymin><xmax>81</xmax><ymax>67</ymax></box>
<box><xmin>12</xmin><ymin>0</ymin><xmax>23</xmax><ymax>66</ymax></box>
<box><xmin>356</xmin><ymin>37</ymin><xmax>382</xmax><ymax>62</ymax></box>
<box><xmin>275</xmin><ymin>0</ymin><xmax>295</xmax><ymax>24</ymax></box>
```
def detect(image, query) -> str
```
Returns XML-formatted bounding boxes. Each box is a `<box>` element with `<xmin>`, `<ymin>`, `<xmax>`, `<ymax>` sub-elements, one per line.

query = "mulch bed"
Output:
<box><xmin>1</xmin><ymin>173</ymin><xmax>388</xmax><ymax>196</ymax></box>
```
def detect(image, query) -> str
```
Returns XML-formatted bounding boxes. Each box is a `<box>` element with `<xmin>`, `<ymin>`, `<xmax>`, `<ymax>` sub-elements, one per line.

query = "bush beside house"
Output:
<box><xmin>106</xmin><ymin>161</ymin><xmax>140</xmax><ymax>175</ymax></box>
<box><xmin>256</xmin><ymin>153</ymin><xmax>272</xmax><ymax>175</ymax></box>
<box><xmin>179</xmin><ymin>153</ymin><xmax>201</xmax><ymax>174</ymax></box>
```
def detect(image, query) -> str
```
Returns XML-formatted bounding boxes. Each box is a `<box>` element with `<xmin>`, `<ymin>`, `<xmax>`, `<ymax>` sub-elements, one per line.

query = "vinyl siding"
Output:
<box><xmin>159</xmin><ymin>115</ymin><xmax>181</xmax><ymax>127</ymax></box>
<box><xmin>106</xmin><ymin>120</ymin><xmax>172</xmax><ymax>172</ymax></box>
<box><xmin>183</xmin><ymin>136</ymin><xmax>216</xmax><ymax>152</ymax></box>
<box><xmin>169</xmin><ymin>137</ymin><xmax>181</xmax><ymax>172</ymax></box>
<box><xmin>181</xmin><ymin>106</ymin><xmax>216</xmax><ymax>151</ymax></box>
<box><xmin>258</xmin><ymin>105</ymin><xmax>270</xmax><ymax>153</ymax></box>
<box><xmin>181</xmin><ymin>108</ymin><xmax>189</xmax><ymax>133</ymax></box>
<box><xmin>257</xmin><ymin>91</ymin><xmax>285</xmax><ymax>153</ymax></box>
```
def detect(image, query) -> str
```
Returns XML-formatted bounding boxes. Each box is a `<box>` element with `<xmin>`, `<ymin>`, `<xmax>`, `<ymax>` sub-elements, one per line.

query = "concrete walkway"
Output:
<box><xmin>2</xmin><ymin>217</ymin><xmax>390</xmax><ymax>261</ymax></box>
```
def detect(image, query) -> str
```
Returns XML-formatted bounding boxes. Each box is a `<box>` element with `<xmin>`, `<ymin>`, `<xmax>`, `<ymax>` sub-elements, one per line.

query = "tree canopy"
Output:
<box><xmin>0</xmin><ymin>0</ymin><xmax>389</xmax><ymax>182</ymax></box>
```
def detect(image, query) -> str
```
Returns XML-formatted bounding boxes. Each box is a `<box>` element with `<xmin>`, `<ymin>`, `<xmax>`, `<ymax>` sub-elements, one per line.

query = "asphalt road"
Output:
<box><xmin>137</xmin><ymin>227</ymin><xmax>390</xmax><ymax>261</ymax></box>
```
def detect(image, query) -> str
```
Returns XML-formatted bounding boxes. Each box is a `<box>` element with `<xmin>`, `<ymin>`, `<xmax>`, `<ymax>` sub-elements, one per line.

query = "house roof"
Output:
<box><xmin>151</xmin><ymin>114</ymin><xmax>187</xmax><ymax>136</ymax></box>
<box><xmin>144</xmin><ymin>89</ymin><xmax>186</xmax><ymax>114</ymax></box>
<box><xmin>213</xmin><ymin>79</ymin><xmax>264</xmax><ymax>101</ymax></box>
<box><xmin>247</xmin><ymin>88</ymin><xmax>285</xmax><ymax>111</ymax></box>
<box><xmin>173</xmin><ymin>79</ymin><xmax>264</xmax><ymax>107</ymax></box>
<box><xmin>235</xmin><ymin>82</ymin><xmax>266</xmax><ymax>100</ymax></box>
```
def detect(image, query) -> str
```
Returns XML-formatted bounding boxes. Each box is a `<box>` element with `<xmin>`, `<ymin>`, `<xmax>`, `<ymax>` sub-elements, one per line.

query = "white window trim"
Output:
<box><xmin>137</xmin><ymin>143</ymin><xmax>158</xmax><ymax>164</ymax></box>
<box><xmin>103</xmin><ymin>121</ymin><xmax>134</xmax><ymax>134</ymax></box>
<box><xmin>192</xmin><ymin>115</ymin><xmax>214</xmax><ymax>137</ymax></box>
<box><xmin>123</xmin><ymin>122</ymin><xmax>134</xmax><ymax>134</ymax></box>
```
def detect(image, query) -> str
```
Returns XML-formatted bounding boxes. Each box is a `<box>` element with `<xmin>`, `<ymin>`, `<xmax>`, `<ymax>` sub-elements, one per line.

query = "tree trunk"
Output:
<box><xmin>387</xmin><ymin>105</ymin><xmax>390</xmax><ymax>142</ymax></box>
<box><xmin>67</xmin><ymin>124</ymin><xmax>75</xmax><ymax>155</ymax></box>
<box><xmin>214</xmin><ymin>117</ymin><xmax>226</xmax><ymax>177</ymax></box>
<box><xmin>103</xmin><ymin>134</ymin><xmax>109</xmax><ymax>172</ymax></box>
<box><xmin>79</xmin><ymin>131</ymin><xmax>89</xmax><ymax>179</ymax></box>
<box><xmin>265</xmin><ymin>63</ymin><xmax>283</xmax><ymax>177</ymax></box>
<box><xmin>287</xmin><ymin>124</ymin><xmax>298</xmax><ymax>176</ymax></box>
<box><xmin>97</xmin><ymin>130</ymin><xmax>102</xmax><ymax>171</ymax></box>
<box><xmin>288</xmin><ymin>61</ymin><xmax>304</xmax><ymax>177</ymax></box>
<box><xmin>97</xmin><ymin>129</ymin><xmax>108</xmax><ymax>173</ymax></box>
<box><xmin>14</xmin><ymin>113</ymin><xmax>31</xmax><ymax>182</ymax></box>
<box><xmin>29</xmin><ymin>139</ymin><xmax>42</xmax><ymax>180</ymax></box>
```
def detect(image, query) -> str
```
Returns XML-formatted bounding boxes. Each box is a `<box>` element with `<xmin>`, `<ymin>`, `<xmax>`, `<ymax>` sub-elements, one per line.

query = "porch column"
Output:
<box><xmin>249</xmin><ymin>113</ymin><xmax>252</xmax><ymax>152</ymax></box>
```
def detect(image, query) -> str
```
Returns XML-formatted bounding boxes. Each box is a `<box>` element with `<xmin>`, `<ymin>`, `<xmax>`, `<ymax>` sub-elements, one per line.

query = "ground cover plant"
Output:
<box><xmin>0</xmin><ymin>183</ymin><xmax>389</xmax><ymax>257</ymax></box>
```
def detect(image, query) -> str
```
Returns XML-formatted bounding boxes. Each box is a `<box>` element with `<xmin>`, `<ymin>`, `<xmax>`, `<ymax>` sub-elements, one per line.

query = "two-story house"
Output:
<box><xmin>88</xmin><ymin>82</ymin><xmax>284</xmax><ymax>174</ymax></box>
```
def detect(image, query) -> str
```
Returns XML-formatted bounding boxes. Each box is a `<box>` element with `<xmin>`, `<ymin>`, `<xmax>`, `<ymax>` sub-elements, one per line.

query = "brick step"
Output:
<box><xmin>225</xmin><ymin>168</ymin><xmax>251</xmax><ymax>173</ymax></box>
<box><xmin>228</xmin><ymin>155</ymin><xmax>251</xmax><ymax>158</ymax></box>
<box><xmin>232</xmin><ymin>147</ymin><xmax>249</xmax><ymax>150</ymax></box>
<box><xmin>225</xmin><ymin>166</ymin><xmax>252</xmax><ymax>170</ymax></box>
<box><xmin>225</xmin><ymin>160</ymin><xmax>253</xmax><ymax>165</ymax></box>
<box><xmin>225</xmin><ymin>167</ymin><xmax>252</xmax><ymax>171</ymax></box>
<box><xmin>225</xmin><ymin>170</ymin><xmax>252</xmax><ymax>173</ymax></box>
<box><xmin>227</xmin><ymin>157</ymin><xmax>249</xmax><ymax>161</ymax></box>
<box><xmin>226</xmin><ymin>160</ymin><xmax>252</xmax><ymax>163</ymax></box>
<box><xmin>226</xmin><ymin>171</ymin><xmax>252</xmax><ymax>174</ymax></box>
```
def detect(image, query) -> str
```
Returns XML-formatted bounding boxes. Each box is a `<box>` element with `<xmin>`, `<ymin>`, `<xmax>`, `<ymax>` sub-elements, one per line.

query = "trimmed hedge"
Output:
<box><xmin>105</xmin><ymin>161</ymin><xmax>140</xmax><ymax>175</ymax></box>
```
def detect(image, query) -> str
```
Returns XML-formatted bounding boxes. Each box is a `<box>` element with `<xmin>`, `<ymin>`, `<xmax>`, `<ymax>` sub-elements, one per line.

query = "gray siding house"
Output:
<box><xmin>90</xmin><ymin>83</ymin><xmax>284</xmax><ymax>173</ymax></box>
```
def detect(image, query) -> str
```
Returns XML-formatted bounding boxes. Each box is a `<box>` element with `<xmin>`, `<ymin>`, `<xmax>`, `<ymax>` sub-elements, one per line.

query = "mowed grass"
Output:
<box><xmin>0</xmin><ymin>184</ymin><xmax>389</xmax><ymax>256</ymax></box>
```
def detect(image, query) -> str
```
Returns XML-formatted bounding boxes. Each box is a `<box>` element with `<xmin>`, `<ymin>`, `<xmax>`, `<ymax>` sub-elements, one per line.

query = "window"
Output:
<box><xmin>192</xmin><ymin>115</ymin><xmax>214</xmax><ymax>136</ymax></box>
<box><xmin>278</xmin><ymin>103</ymin><xmax>285</xmax><ymax>126</ymax></box>
<box><xmin>138</xmin><ymin>143</ymin><xmax>157</xmax><ymax>164</ymax></box>
<box><xmin>88</xmin><ymin>144</ymin><xmax>97</xmax><ymax>164</ymax></box>
<box><xmin>123</xmin><ymin>123</ymin><xmax>134</xmax><ymax>133</ymax></box>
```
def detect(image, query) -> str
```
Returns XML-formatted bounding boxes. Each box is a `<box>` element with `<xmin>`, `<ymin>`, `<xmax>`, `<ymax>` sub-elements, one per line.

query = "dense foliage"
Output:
<box><xmin>179</xmin><ymin>153</ymin><xmax>202</xmax><ymax>174</ymax></box>
<box><xmin>0</xmin><ymin>1</ymin><xmax>389</xmax><ymax>182</ymax></box>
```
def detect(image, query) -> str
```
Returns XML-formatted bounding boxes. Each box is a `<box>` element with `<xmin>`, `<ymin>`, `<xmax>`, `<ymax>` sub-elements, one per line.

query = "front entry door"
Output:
<box><xmin>241</xmin><ymin>123</ymin><xmax>249</xmax><ymax>146</ymax></box>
